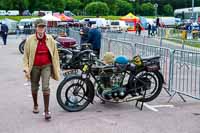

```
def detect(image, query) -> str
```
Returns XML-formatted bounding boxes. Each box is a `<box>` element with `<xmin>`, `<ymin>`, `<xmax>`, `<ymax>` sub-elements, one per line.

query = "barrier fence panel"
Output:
<box><xmin>170</xmin><ymin>49</ymin><xmax>200</xmax><ymax>100</ymax></box>
<box><xmin>133</xmin><ymin>43</ymin><xmax>171</xmax><ymax>90</ymax></box>
<box><xmin>69</xmin><ymin>29</ymin><xmax>81</xmax><ymax>45</ymax></box>
<box><xmin>100</xmin><ymin>37</ymin><xmax>110</xmax><ymax>59</ymax></box>
<box><xmin>100</xmin><ymin>37</ymin><xmax>134</xmax><ymax>59</ymax></box>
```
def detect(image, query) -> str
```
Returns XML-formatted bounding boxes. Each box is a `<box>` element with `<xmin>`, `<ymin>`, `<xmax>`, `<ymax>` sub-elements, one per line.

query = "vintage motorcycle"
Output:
<box><xmin>56</xmin><ymin>52</ymin><xmax>164</xmax><ymax>112</ymax></box>
<box><xmin>18</xmin><ymin>35</ymin><xmax>77</xmax><ymax>54</ymax></box>
<box><xmin>57</xmin><ymin>43</ymin><xmax>94</xmax><ymax>76</ymax></box>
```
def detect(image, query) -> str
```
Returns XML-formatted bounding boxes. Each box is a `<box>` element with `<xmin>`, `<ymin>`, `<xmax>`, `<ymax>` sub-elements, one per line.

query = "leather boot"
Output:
<box><xmin>32</xmin><ymin>91</ymin><xmax>39</xmax><ymax>113</ymax></box>
<box><xmin>43</xmin><ymin>90</ymin><xmax>51</xmax><ymax>120</ymax></box>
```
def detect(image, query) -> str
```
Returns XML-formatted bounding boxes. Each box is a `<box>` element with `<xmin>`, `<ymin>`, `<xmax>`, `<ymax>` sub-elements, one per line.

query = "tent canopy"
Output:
<box><xmin>53</xmin><ymin>13</ymin><xmax>73</xmax><ymax>21</ymax></box>
<box><xmin>120</xmin><ymin>13</ymin><xmax>139</xmax><ymax>22</ymax></box>
<box><xmin>41</xmin><ymin>14</ymin><xmax>61</xmax><ymax>21</ymax></box>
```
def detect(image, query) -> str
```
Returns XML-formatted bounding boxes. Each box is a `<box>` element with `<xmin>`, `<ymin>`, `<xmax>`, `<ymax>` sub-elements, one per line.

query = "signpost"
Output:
<box><xmin>154</xmin><ymin>3</ymin><xmax>158</xmax><ymax>17</ymax></box>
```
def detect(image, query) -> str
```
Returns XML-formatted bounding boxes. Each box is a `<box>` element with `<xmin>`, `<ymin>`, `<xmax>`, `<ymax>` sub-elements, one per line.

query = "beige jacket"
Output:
<box><xmin>23</xmin><ymin>34</ymin><xmax>60</xmax><ymax>80</ymax></box>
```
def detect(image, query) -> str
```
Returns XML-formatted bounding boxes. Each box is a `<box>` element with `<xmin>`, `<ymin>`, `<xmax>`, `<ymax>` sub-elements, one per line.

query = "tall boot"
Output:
<box><xmin>32</xmin><ymin>91</ymin><xmax>39</xmax><ymax>113</ymax></box>
<box><xmin>43</xmin><ymin>90</ymin><xmax>51</xmax><ymax>120</ymax></box>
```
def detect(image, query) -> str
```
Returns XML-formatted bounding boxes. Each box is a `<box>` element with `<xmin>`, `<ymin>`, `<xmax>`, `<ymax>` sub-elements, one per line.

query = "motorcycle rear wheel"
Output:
<box><xmin>132</xmin><ymin>71</ymin><xmax>163</xmax><ymax>102</ymax></box>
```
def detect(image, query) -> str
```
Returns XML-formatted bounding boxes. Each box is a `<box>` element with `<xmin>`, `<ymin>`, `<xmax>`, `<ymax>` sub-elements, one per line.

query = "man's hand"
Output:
<box><xmin>24</xmin><ymin>70</ymin><xmax>30</xmax><ymax>80</ymax></box>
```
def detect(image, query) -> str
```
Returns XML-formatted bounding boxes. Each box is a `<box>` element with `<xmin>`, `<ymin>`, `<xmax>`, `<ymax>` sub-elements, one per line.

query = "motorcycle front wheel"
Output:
<box><xmin>19</xmin><ymin>39</ymin><xmax>25</xmax><ymax>54</ymax></box>
<box><xmin>57</xmin><ymin>76</ymin><xmax>93</xmax><ymax>112</ymax></box>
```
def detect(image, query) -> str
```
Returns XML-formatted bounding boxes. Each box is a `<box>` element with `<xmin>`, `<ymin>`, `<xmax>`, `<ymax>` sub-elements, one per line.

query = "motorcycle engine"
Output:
<box><xmin>100</xmin><ymin>74</ymin><xmax>127</xmax><ymax>100</ymax></box>
<box><xmin>58</xmin><ymin>49</ymin><xmax>73</xmax><ymax>69</ymax></box>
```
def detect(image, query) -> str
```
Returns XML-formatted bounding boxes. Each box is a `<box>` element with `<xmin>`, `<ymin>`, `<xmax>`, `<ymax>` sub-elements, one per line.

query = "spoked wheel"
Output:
<box><xmin>57</xmin><ymin>76</ymin><xmax>93</xmax><ymax>112</ymax></box>
<box><xmin>134</xmin><ymin>71</ymin><xmax>163</xmax><ymax>102</ymax></box>
<box><xmin>19</xmin><ymin>40</ymin><xmax>25</xmax><ymax>54</ymax></box>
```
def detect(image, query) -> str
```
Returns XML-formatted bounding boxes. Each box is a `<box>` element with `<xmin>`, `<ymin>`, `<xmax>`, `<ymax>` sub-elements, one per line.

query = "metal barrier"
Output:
<box><xmin>100</xmin><ymin>37</ymin><xmax>134</xmax><ymax>59</ymax></box>
<box><xmin>103</xmin><ymin>30</ymin><xmax>200</xmax><ymax>53</ymax></box>
<box><xmin>133</xmin><ymin>43</ymin><xmax>171</xmax><ymax>90</ymax></box>
<box><xmin>68</xmin><ymin>29</ymin><xmax>81</xmax><ymax>45</ymax></box>
<box><xmin>169</xmin><ymin>49</ymin><xmax>200</xmax><ymax>100</ymax></box>
<box><xmin>9</xmin><ymin>27</ymin><xmax>68</xmax><ymax>37</ymax></box>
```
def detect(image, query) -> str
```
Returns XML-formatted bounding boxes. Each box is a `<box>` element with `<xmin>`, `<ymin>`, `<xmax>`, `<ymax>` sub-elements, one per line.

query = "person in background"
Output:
<box><xmin>80</xmin><ymin>23</ymin><xmax>90</xmax><ymax>44</ymax></box>
<box><xmin>87</xmin><ymin>24</ymin><xmax>101</xmax><ymax>58</ymax></box>
<box><xmin>151</xmin><ymin>23</ymin><xmax>157</xmax><ymax>37</ymax></box>
<box><xmin>23</xmin><ymin>19</ymin><xmax>60</xmax><ymax>120</ymax></box>
<box><xmin>136</xmin><ymin>22</ymin><xmax>142</xmax><ymax>36</ymax></box>
<box><xmin>16</xmin><ymin>24</ymin><xmax>20</xmax><ymax>38</ymax></box>
<box><xmin>0</xmin><ymin>22</ymin><xmax>9</xmax><ymax>46</ymax></box>
<box><xmin>156</xmin><ymin>17</ymin><xmax>160</xmax><ymax>28</ymax></box>
<box><xmin>65</xmin><ymin>24</ymin><xmax>69</xmax><ymax>36</ymax></box>
<box><xmin>147</xmin><ymin>23</ymin><xmax>151</xmax><ymax>37</ymax></box>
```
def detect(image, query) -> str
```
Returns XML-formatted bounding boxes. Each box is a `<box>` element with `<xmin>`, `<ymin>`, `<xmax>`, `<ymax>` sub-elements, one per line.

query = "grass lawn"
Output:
<box><xmin>0</xmin><ymin>16</ymin><xmax>122</xmax><ymax>21</ymax></box>
<box><xmin>0</xmin><ymin>15</ymin><xmax>159</xmax><ymax>21</ymax></box>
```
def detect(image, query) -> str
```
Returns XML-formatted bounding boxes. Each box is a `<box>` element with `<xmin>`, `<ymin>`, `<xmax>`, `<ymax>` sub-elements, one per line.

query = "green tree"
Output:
<box><xmin>65</xmin><ymin>0</ymin><xmax>81</xmax><ymax>11</ymax></box>
<box><xmin>54</xmin><ymin>0</ymin><xmax>65</xmax><ymax>12</ymax></box>
<box><xmin>140</xmin><ymin>2</ymin><xmax>155</xmax><ymax>16</ymax></box>
<box><xmin>85</xmin><ymin>2</ymin><xmax>109</xmax><ymax>16</ymax></box>
<box><xmin>163</xmin><ymin>4</ymin><xmax>173</xmax><ymax>16</ymax></box>
<box><xmin>101</xmin><ymin>0</ymin><xmax>117</xmax><ymax>15</ymax></box>
<box><xmin>115</xmin><ymin>0</ymin><xmax>133</xmax><ymax>16</ymax></box>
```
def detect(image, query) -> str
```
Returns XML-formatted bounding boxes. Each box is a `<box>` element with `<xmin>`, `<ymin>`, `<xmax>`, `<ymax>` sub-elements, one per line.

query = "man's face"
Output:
<box><xmin>36</xmin><ymin>25</ymin><xmax>46</xmax><ymax>34</ymax></box>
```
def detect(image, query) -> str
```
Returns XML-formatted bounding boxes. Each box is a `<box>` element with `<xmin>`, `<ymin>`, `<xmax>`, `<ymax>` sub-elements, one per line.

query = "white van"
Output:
<box><xmin>81</xmin><ymin>18</ymin><xmax>107</xmax><ymax>28</ymax></box>
<box><xmin>159</xmin><ymin>17</ymin><xmax>176</xmax><ymax>27</ymax></box>
<box><xmin>6</xmin><ymin>10</ymin><xmax>19</xmax><ymax>16</ymax></box>
<box><xmin>110</xmin><ymin>20</ymin><xmax>128</xmax><ymax>32</ymax></box>
<box><xmin>0</xmin><ymin>10</ymin><xmax>6</xmax><ymax>16</ymax></box>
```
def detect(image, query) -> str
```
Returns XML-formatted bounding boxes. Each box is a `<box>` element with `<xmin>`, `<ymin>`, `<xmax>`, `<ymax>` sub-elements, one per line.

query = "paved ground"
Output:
<box><xmin>0</xmin><ymin>35</ymin><xmax>200</xmax><ymax>133</ymax></box>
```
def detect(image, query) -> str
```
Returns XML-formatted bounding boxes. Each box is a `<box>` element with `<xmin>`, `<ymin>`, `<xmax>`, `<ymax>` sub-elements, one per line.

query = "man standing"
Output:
<box><xmin>23</xmin><ymin>19</ymin><xmax>60</xmax><ymax>120</ymax></box>
<box><xmin>1</xmin><ymin>22</ymin><xmax>9</xmax><ymax>46</ymax></box>
<box><xmin>80</xmin><ymin>24</ymin><xmax>90</xmax><ymax>44</ymax></box>
<box><xmin>147</xmin><ymin>23</ymin><xmax>151</xmax><ymax>37</ymax></box>
<box><xmin>87</xmin><ymin>24</ymin><xmax>101</xmax><ymax>58</ymax></box>
<box><xmin>136</xmin><ymin>22</ymin><xmax>142</xmax><ymax>36</ymax></box>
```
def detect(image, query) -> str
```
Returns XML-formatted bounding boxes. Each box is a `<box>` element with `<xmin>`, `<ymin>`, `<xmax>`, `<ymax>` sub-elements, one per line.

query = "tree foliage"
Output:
<box><xmin>163</xmin><ymin>4</ymin><xmax>173</xmax><ymax>16</ymax></box>
<box><xmin>85</xmin><ymin>2</ymin><xmax>109</xmax><ymax>16</ymax></box>
<box><xmin>115</xmin><ymin>0</ymin><xmax>133</xmax><ymax>16</ymax></box>
<box><xmin>1</xmin><ymin>0</ymin><xmax>200</xmax><ymax>16</ymax></box>
<box><xmin>140</xmin><ymin>2</ymin><xmax>155</xmax><ymax>16</ymax></box>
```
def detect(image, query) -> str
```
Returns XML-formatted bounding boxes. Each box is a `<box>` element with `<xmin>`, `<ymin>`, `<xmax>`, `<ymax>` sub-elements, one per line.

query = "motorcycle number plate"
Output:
<box><xmin>147</xmin><ymin>65</ymin><xmax>159</xmax><ymax>71</ymax></box>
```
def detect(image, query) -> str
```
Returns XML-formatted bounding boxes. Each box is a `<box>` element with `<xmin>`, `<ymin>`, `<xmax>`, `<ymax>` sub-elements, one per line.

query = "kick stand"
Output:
<box><xmin>135</xmin><ymin>89</ymin><xmax>147</xmax><ymax>111</ymax></box>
